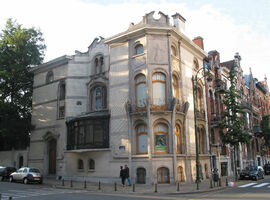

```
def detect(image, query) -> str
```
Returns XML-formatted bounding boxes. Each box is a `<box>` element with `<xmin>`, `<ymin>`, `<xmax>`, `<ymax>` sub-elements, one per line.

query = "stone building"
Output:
<box><xmin>28</xmin><ymin>11</ymin><xmax>211</xmax><ymax>184</ymax></box>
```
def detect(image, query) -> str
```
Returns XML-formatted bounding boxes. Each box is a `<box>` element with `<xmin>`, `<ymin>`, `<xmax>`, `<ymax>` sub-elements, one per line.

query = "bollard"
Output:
<box><xmin>70</xmin><ymin>180</ymin><xmax>73</xmax><ymax>188</ymax></box>
<box><xmin>219</xmin><ymin>178</ymin><xmax>221</xmax><ymax>187</ymax></box>
<box><xmin>133</xmin><ymin>184</ymin><xmax>135</xmax><ymax>192</ymax></box>
<box><xmin>226</xmin><ymin>178</ymin><xmax>228</xmax><ymax>186</ymax></box>
<box><xmin>9</xmin><ymin>197</ymin><xmax>12</xmax><ymax>200</ymax></box>
<box><xmin>62</xmin><ymin>179</ymin><xmax>64</xmax><ymax>186</ymax></box>
<box><xmin>98</xmin><ymin>181</ymin><xmax>101</xmax><ymax>190</ymax></box>
<box><xmin>114</xmin><ymin>182</ymin><xmax>117</xmax><ymax>191</ymax></box>
<box><xmin>154</xmin><ymin>183</ymin><xmax>157</xmax><ymax>193</ymax></box>
<box><xmin>210</xmin><ymin>179</ymin><xmax>213</xmax><ymax>188</ymax></box>
<box><xmin>84</xmin><ymin>180</ymin><xmax>87</xmax><ymax>189</ymax></box>
<box><xmin>0</xmin><ymin>193</ymin><xmax>1</xmax><ymax>200</ymax></box>
<box><xmin>177</xmin><ymin>182</ymin><xmax>180</xmax><ymax>192</ymax></box>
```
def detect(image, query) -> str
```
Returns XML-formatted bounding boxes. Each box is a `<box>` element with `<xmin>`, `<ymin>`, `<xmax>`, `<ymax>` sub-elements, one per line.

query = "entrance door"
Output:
<box><xmin>157</xmin><ymin>167</ymin><xmax>170</xmax><ymax>183</ymax></box>
<box><xmin>48</xmin><ymin>139</ymin><xmax>57</xmax><ymax>174</ymax></box>
<box><xmin>19</xmin><ymin>156</ymin><xmax>24</xmax><ymax>168</ymax></box>
<box><xmin>136</xmin><ymin>168</ymin><xmax>146</xmax><ymax>184</ymax></box>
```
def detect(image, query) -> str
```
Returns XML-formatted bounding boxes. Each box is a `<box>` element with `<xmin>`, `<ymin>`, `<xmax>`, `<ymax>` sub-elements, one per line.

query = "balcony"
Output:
<box><xmin>215</xmin><ymin>79</ymin><xmax>226</xmax><ymax>93</ymax></box>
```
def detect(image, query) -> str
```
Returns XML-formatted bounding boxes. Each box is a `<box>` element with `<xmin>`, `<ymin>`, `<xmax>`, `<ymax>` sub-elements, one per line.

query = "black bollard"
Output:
<box><xmin>210</xmin><ymin>179</ymin><xmax>213</xmax><ymax>188</ymax></box>
<box><xmin>62</xmin><ymin>179</ymin><xmax>64</xmax><ymax>186</ymax></box>
<box><xmin>70</xmin><ymin>180</ymin><xmax>73</xmax><ymax>187</ymax></box>
<box><xmin>133</xmin><ymin>184</ymin><xmax>135</xmax><ymax>192</ymax></box>
<box><xmin>98</xmin><ymin>181</ymin><xmax>101</xmax><ymax>190</ymax></box>
<box><xmin>114</xmin><ymin>182</ymin><xmax>117</xmax><ymax>191</ymax></box>
<box><xmin>219</xmin><ymin>178</ymin><xmax>221</xmax><ymax>187</ymax></box>
<box><xmin>154</xmin><ymin>183</ymin><xmax>157</xmax><ymax>193</ymax></box>
<box><xmin>177</xmin><ymin>182</ymin><xmax>180</xmax><ymax>192</ymax></box>
<box><xmin>226</xmin><ymin>178</ymin><xmax>228</xmax><ymax>186</ymax></box>
<box><xmin>0</xmin><ymin>193</ymin><xmax>1</xmax><ymax>199</ymax></box>
<box><xmin>84</xmin><ymin>180</ymin><xmax>86</xmax><ymax>189</ymax></box>
<box><xmin>9</xmin><ymin>197</ymin><xmax>13</xmax><ymax>200</ymax></box>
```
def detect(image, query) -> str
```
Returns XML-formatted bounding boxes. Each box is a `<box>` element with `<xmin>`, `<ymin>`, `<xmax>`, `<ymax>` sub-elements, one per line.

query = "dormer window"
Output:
<box><xmin>135</xmin><ymin>44</ymin><xmax>144</xmax><ymax>55</ymax></box>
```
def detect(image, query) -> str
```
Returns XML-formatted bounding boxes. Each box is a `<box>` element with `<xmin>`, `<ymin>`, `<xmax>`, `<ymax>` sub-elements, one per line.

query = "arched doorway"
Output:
<box><xmin>178</xmin><ymin>166</ymin><xmax>184</xmax><ymax>182</ymax></box>
<box><xmin>157</xmin><ymin>167</ymin><xmax>170</xmax><ymax>183</ymax></box>
<box><xmin>48</xmin><ymin>139</ymin><xmax>57</xmax><ymax>174</ymax></box>
<box><xmin>136</xmin><ymin>167</ymin><xmax>146</xmax><ymax>184</ymax></box>
<box><xmin>19</xmin><ymin>156</ymin><xmax>24</xmax><ymax>168</ymax></box>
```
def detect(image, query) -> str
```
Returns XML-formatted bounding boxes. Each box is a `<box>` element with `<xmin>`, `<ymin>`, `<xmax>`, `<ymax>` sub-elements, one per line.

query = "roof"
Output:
<box><xmin>221</xmin><ymin>60</ymin><xmax>234</xmax><ymax>70</ymax></box>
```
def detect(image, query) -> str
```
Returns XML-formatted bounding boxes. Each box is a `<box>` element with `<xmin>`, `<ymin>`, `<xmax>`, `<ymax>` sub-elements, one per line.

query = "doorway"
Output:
<box><xmin>48</xmin><ymin>139</ymin><xmax>57</xmax><ymax>174</ymax></box>
<box><xmin>157</xmin><ymin>167</ymin><xmax>170</xmax><ymax>183</ymax></box>
<box><xmin>136</xmin><ymin>167</ymin><xmax>146</xmax><ymax>184</ymax></box>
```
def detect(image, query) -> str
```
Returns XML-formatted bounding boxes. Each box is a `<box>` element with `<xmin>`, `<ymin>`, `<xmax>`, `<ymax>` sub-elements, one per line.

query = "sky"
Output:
<box><xmin>0</xmin><ymin>0</ymin><xmax>269</xmax><ymax>81</ymax></box>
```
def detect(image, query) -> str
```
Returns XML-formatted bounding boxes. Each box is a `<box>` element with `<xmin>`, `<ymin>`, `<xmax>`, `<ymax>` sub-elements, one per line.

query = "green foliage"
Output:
<box><xmin>219</xmin><ymin>70</ymin><xmax>251</xmax><ymax>146</ymax></box>
<box><xmin>0</xmin><ymin>19</ymin><xmax>46</xmax><ymax>150</ymax></box>
<box><xmin>261</xmin><ymin>115</ymin><xmax>270</xmax><ymax>147</ymax></box>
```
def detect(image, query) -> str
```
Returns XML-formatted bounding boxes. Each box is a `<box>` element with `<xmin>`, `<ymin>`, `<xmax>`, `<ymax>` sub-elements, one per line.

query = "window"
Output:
<box><xmin>171</xmin><ymin>45</ymin><xmax>177</xmax><ymax>57</ymax></box>
<box><xmin>197</xmin><ymin>87</ymin><xmax>203</xmax><ymax>111</ymax></box>
<box><xmin>46</xmin><ymin>71</ymin><xmax>54</xmax><ymax>84</ymax></box>
<box><xmin>199</xmin><ymin>127</ymin><xmax>206</xmax><ymax>154</ymax></box>
<box><xmin>194</xmin><ymin>60</ymin><xmax>199</xmax><ymax>71</ymax></box>
<box><xmin>209</xmin><ymin>90</ymin><xmax>214</xmax><ymax>114</ymax></box>
<box><xmin>78</xmin><ymin>159</ymin><xmax>84</xmax><ymax>170</ymax></box>
<box><xmin>157</xmin><ymin>167</ymin><xmax>170</xmax><ymax>183</ymax></box>
<box><xmin>67</xmin><ymin>116</ymin><xmax>109</xmax><ymax>150</ymax></box>
<box><xmin>135</xmin><ymin>44</ymin><xmax>144</xmax><ymax>55</ymax></box>
<box><xmin>94</xmin><ymin>55</ymin><xmax>104</xmax><ymax>74</ymax></box>
<box><xmin>90</xmin><ymin>86</ymin><xmax>107</xmax><ymax>111</ymax></box>
<box><xmin>89</xmin><ymin>159</ymin><xmax>95</xmax><ymax>170</ymax></box>
<box><xmin>152</xmin><ymin>72</ymin><xmax>166</xmax><ymax>109</ymax></box>
<box><xmin>59</xmin><ymin>106</ymin><xmax>65</xmax><ymax>119</ymax></box>
<box><xmin>154</xmin><ymin>123</ymin><xmax>169</xmax><ymax>154</ymax></box>
<box><xmin>175</xmin><ymin>124</ymin><xmax>184</xmax><ymax>154</ymax></box>
<box><xmin>211</xmin><ymin>128</ymin><xmax>215</xmax><ymax>144</ymax></box>
<box><xmin>59</xmin><ymin>82</ymin><xmax>66</xmax><ymax>100</ymax></box>
<box><xmin>136</xmin><ymin>124</ymin><xmax>148</xmax><ymax>154</ymax></box>
<box><xmin>136</xmin><ymin>168</ymin><xmax>146</xmax><ymax>184</ymax></box>
<box><xmin>215</xmin><ymin>92</ymin><xmax>219</xmax><ymax>114</ymax></box>
<box><xmin>172</xmin><ymin>75</ymin><xmax>179</xmax><ymax>98</ymax></box>
<box><xmin>135</xmin><ymin>74</ymin><xmax>146</xmax><ymax>108</ymax></box>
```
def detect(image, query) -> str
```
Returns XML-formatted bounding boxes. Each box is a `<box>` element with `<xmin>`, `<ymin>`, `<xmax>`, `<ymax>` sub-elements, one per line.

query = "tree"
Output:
<box><xmin>0</xmin><ymin>19</ymin><xmax>46</xmax><ymax>150</ymax></box>
<box><xmin>219</xmin><ymin>70</ymin><xmax>250</xmax><ymax>181</ymax></box>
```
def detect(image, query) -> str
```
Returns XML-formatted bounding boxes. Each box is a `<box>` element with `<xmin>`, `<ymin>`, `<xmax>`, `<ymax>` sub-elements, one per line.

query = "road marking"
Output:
<box><xmin>252</xmin><ymin>183</ymin><xmax>270</xmax><ymax>188</ymax></box>
<box><xmin>238</xmin><ymin>183</ymin><xmax>257</xmax><ymax>188</ymax></box>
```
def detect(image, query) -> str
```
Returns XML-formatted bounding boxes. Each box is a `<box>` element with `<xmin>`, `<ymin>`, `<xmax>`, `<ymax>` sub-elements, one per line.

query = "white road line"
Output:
<box><xmin>238</xmin><ymin>183</ymin><xmax>257</xmax><ymax>188</ymax></box>
<box><xmin>252</xmin><ymin>183</ymin><xmax>270</xmax><ymax>188</ymax></box>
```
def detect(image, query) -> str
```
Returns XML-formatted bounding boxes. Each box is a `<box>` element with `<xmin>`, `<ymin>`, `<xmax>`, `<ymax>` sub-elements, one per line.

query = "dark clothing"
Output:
<box><xmin>120</xmin><ymin>168</ymin><xmax>126</xmax><ymax>185</ymax></box>
<box><xmin>124</xmin><ymin>167</ymin><xmax>129</xmax><ymax>178</ymax></box>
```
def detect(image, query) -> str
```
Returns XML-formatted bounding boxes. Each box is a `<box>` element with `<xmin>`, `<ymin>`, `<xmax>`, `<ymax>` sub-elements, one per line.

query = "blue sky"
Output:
<box><xmin>0</xmin><ymin>0</ymin><xmax>269</xmax><ymax>81</ymax></box>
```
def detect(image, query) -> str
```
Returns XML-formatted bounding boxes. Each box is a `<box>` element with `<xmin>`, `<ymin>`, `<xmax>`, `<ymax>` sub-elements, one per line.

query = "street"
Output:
<box><xmin>1</xmin><ymin>177</ymin><xmax>270</xmax><ymax>200</ymax></box>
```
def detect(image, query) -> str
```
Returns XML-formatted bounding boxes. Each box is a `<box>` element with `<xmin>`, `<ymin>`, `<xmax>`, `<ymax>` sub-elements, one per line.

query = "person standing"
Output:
<box><xmin>120</xmin><ymin>166</ymin><xmax>126</xmax><ymax>187</ymax></box>
<box><xmin>124</xmin><ymin>164</ymin><xmax>132</xmax><ymax>186</ymax></box>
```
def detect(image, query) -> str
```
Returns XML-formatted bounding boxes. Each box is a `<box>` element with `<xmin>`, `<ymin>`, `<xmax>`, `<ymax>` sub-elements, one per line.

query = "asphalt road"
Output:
<box><xmin>1</xmin><ymin>177</ymin><xmax>270</xmax><ymax>200</ymax></box>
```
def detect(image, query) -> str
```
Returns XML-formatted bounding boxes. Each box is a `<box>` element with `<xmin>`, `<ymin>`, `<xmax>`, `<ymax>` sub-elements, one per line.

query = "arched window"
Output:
<box><xmin>136</xmin><ymin>124</ymin><xmax>148</xmax><ymax>154</ymax></box>
<box><xmin>94</xmin><ymin>55</ymin><xmax>104</xmax><ymax>74</ymax></box>
<box><xmin>136</xmin><ymin>167</ymin><xmax>146</xmax><ymax>184</ymax></box>
<box><xmin>175</xmin><ymin>124</ymin><xmax>184</xmax><ymax>154</ymax></box>
<box><xmin>46</xmin><ymin>71</ymin><xmax>54</xmax><ymax>84</ymax></box>
<box><xmin>89</xmin><ymin>159</ymin><xmax>95</xmax><ymax>170</ymax></box>
<box><xmin>90</xmin><ymin>86</ymin><xmax>107</xmax><ymax>111</ymax></box>
<box><xmin>78</xmin><ymin>159</ymin><xmax>84</xmax><ymax>170</ymax></box>
<box><xmin>152</xmin><ymin>72</ymin><xmax>166</xmax><ymax>109</ymax></box>
<box><xmin>154</xmin><ymin>123</ymin><xmax>169</xmax><ymax>154</ymax></box>
<box><xmin>215</xmin><ymin>92</ymin><xmax>219</xmax><ymax>114</ymax></box>
<box><xmin>178</xmin><ymin>166</ymin><xmax>184</xmax><ymax>182</ymax></box>
<box><xmin>135</xmin><ymin>44</ymin><xmax>144</xmax><ymax>55</ymax></box>
<box><xmin>199</xmin><ymin>127</ymin><xmax>206</xmax><ymax>154</ymax></box>
<box><xmin>171</xmin><ymin>45</ymin><xmax>177</xmax><ymax>57</ymax></box>
<box><xmin>197</xmin><ymin>87</ymin><xmax>203</xmax><ymax>111</ymax></box>
<box><xmin>172</xmin><ymin>75</ymin><xmax>179</xmax><ymax>99</ymax></box>
<box><xmin>157</xmin><ymin>167</ymin><xmax>170</xmax><ymax>183</ymax></box>
<box><xmin>209</xmin><ymin>90</ymin><xmax>214</xmax><ymax>114</ymax></box>
<box><xmin>194</xmin><ymin>60</ymin><xmax>199</xmax><ymax>71</ymax></box>
<box><xmin>135</xmin><ymin>74</ymin><xmax>146</xmax><ymax>108</ymax></box>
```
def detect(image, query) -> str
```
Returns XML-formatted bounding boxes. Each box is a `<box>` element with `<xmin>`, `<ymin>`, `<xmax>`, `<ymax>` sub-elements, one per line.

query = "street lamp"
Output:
<box><xmin>192</xmin><ymin>64</ymin><xmax>212</xmax><ymax>190</ymax></box>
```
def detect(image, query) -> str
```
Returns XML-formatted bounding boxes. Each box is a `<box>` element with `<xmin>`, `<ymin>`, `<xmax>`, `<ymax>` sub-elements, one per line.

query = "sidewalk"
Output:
<box><xmin>43</xmin><ymin>176</ymin><xmax>241</xmax><ymax>195</ymax></box>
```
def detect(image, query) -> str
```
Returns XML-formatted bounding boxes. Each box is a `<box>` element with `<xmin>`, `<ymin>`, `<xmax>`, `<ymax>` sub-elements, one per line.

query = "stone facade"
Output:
<box><xmin>28</xmin><ymin>11</ymin><xmax>210</xmax><ymax>184</ymax></box>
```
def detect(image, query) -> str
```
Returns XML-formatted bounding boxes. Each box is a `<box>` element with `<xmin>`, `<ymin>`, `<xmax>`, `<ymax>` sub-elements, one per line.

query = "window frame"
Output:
<box><xmin>135</xmin><ymin>74</ymin><xmax>146</xmax><ymax>110</ymax></box>
<box><xmin>172</xmin><ymin>75</ymin><xmax>179</xmax><ymax>99</ymax></box>
<box><xmin>154</xmin><ymin>123</ymin><xmax>169</xmax><ymax>154</ymax></box>
<box><xmin>136</xmin><ymin>124</ymin><xmax>148</xmax><ymax>155</ymax></box>
<box><xmin>152</xmin><ymin>72</ymin><xmax>167</xmax><ymax>110</ymax></box>
<box><xmin>175</xmin><ymin>124</ymin><xmax>184</xmax><ymax>154</ymax></box>
<box><xmin>134</xmin><ymin>44</ymin><xmax>144</xmax><ymax>55</ymax></box>
<box><xmin>46</xmin><ymin>71</ymin><xmax>54</xmax><ymax>84</ymax></box>
<box><xmin>90</xmin><ymin>85</ymin><xmax>107</xmax><ymax>111</ymax></box>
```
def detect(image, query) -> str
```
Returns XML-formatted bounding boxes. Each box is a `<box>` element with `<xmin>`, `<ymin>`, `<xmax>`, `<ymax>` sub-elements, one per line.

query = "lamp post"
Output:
<box><xmin>192</xmin><ymin>64</ymin><xmax>212</xmax><ymax>190</ymax></box>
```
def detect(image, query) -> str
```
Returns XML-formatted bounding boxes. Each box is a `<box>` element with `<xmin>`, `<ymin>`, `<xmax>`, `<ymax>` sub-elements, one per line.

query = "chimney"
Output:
<box><xmin>172</xmin><ymin>13</ymin><xmax>186</xmax><ymax>33</ymax></box>
<box><xmin>193</xmin><ymin>36</ymin><xmax>204</xmax><ymax>50</ymax></box>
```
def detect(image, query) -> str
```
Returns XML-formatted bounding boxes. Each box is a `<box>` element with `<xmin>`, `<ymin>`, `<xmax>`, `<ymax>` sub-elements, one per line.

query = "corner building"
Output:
<box><xmin>29</xmin><ymin>11</ymin><xmax>210</xmax><ymax>184</ymax></box>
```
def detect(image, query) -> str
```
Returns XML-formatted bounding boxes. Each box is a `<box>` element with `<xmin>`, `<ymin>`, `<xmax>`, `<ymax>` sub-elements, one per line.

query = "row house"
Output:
<box><xmin>28</xmin><ymin>11</ymin><xmax>211</xmax><ymax>184</ymax></box>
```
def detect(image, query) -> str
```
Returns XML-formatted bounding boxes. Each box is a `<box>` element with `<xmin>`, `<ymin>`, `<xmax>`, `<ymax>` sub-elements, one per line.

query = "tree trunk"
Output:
<box><xmin>233</xmin><ymin>145</ymin><xmax>238</xmax><ymax>181</ymax></box>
